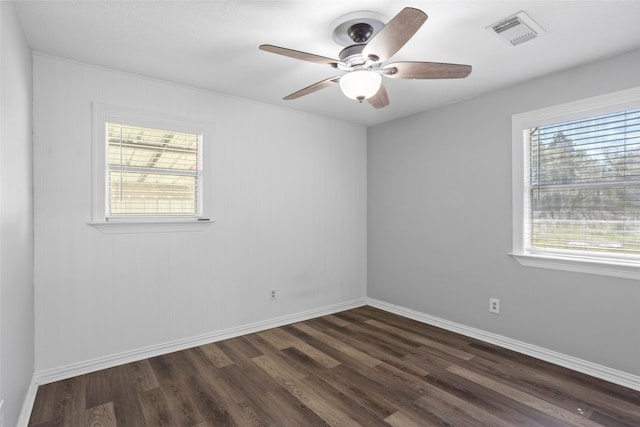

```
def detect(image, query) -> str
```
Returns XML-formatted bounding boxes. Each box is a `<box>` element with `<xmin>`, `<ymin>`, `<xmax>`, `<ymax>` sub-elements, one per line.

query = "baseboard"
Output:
<box><xmin>366</xmin><ymin>298</ymin><xmax>640</xmax><ymax>392</ymax></box>
<box><xmin>34</xmin><ymin>298</ymin><xmax>367</xmax><ymax>386</ymax></box>
<box><xmin>16</xmin><ymin>376</ymin><xmax>38</xmax><ymax>427</ymax></box>
<box><xmin>25</xmin><ymin>295</ymin><xmax>639</xmax><ymax>425</ymax></box>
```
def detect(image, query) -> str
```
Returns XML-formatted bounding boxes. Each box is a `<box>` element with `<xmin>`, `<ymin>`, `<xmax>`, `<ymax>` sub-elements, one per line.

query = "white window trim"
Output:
<box><xmin>510</xmin><ymin>87</ymin><xmax>640</xmax><ymax>280</ymax></box>
<box><xmin>90</xmin><ymin>103</ymin><xmax>213</xmax><ymax>234</ymax></box>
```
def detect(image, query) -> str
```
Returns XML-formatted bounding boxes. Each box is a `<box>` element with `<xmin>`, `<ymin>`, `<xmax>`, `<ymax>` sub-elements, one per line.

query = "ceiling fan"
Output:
<box><xmin>259</xmin><ymin>7</ymin><xmax>472</xmax><ymax>109</ymax></box>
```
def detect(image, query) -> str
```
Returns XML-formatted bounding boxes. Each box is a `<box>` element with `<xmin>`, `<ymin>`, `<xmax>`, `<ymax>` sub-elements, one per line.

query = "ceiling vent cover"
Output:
<box><xmin>489</xmin><ymin>11</ymin><xmax>545</xmax><ymax>46</ymax></box>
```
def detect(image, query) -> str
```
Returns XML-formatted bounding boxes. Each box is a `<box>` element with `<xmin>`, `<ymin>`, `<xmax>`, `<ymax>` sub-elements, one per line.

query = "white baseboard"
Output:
<box><xmin>366</xmin><ymin>298</ymin><xmax>640</xmax><ymax>392</ymax></box>
<box><xmin>34</xmin><ymin>298</ymin><xmax>367</xmax><ymax>386</ymax></box>
<box><xmin>16</xmin><ymin>377</ymin><xmax>37</xmax><ymax>427</ymax></box>
<box><xmin>22</xmin><ymin>296</ymin><xmax>639</xmax><ymax>425</ymax></box>
<box><xmin>21</xmin><ymin>298</ymin><xmax>364</xmax><ymax>424</ymax></box>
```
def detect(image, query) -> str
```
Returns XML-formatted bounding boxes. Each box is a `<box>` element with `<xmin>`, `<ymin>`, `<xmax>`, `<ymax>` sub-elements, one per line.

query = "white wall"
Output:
<box><xmin>33</xmin><ymin>55</ymin><xmax>367</xmax><ymax>373</ymax></box>
<box><xmin>0</xmin><ymin>2</ymin><xmax>35</xmax><ymax>426</ymax></box>
<box><xmin>368</xmin><ymin>48</ymin><xmax>640</xmax><ymax>377</ymax></box>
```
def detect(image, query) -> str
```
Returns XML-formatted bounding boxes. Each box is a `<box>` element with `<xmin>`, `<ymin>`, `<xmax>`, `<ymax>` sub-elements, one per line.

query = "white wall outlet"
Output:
<box><xmin>270</xmin><ymin>290</ymin><xmax>276</xmax><ymax>301</ymax></box>
<box><xmin>489</xmin><ymin>298</ymin><xmax>500</xmax><ymax>314</ymax></box>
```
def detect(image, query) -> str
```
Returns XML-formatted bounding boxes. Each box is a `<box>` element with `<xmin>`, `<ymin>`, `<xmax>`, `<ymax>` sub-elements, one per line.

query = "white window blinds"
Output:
<box><xmin>526</xmin><ymin>108</ymin><xmax>640</xmax><ymax>259</ymax></box>
<box><xmin>106</xmin><ymin>123</ymin><xmax>202</xmax><ymax>217</ymax></box>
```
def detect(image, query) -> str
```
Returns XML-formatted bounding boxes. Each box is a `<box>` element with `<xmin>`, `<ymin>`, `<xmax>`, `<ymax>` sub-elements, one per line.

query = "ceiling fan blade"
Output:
<box><xmin>260</xmin><ymin>44</ymin><xmax>341</xmax><ymax>67</ymax></box>
<box><xmin>367</xmin><ymin>84</ymin><xmax>390</xmax><ymax>109</ymax></box>
<box><xmin>362</xmin><ymin>7</ymin><xmax>427</xmax><ymax>62</ymax></box>
<box><xmin>283</xmin><ymin>76</ymin><xmax>341</xmax><ymax>100</ymax></box>
<box><xmin>383</xmin><ymin>61</ymin><xmax>472</xmax><ymax>79</ymax></box>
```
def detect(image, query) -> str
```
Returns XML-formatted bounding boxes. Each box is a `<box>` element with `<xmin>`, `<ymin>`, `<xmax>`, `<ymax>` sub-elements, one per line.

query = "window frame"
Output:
<box><xmin>510</xmin><ymin>87</ymin><xmax>640</xmax><ymax>280</ymax></box>
<box><xmin>91</xmin><ymin>103</ymin><xmax>212</xmax><ymax>233</ymax></box>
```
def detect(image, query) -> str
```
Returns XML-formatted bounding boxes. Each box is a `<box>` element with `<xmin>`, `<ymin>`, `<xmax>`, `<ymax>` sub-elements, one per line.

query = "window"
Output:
<box><xmin>511</xmin><ymin>87</ymin><xmax>640</xmax><ymax>279</ymax></box>
<box><xmin>107</xmin><ymin>123</ymin><xmax>201</xmax><ymax>217</ymax></box>
<box><xmin>92</xmin><ymin>104</ymin><xmax>210</xmax><ymax>232</ymax></box>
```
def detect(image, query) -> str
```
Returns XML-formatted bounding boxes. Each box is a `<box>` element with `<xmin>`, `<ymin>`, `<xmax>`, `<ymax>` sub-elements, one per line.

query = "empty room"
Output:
<box><xmin>1</xmin><ymin>1</ymin><xmax>640</xmax><ymax>426</ymax></box>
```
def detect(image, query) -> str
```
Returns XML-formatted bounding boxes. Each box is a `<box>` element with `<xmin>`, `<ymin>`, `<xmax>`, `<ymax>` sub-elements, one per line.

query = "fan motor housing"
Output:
<box><xmin>339</xmin><ymin>44</ymin><xmax>367</xmax><ymax>67</ymax></box>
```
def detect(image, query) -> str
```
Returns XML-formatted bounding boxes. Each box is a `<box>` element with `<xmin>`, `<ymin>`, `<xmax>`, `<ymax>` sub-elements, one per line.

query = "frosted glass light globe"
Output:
<box><xmin>339</xmin><ymin>70</ymin><xmax>382</xmax><ymax>102</ymax></box>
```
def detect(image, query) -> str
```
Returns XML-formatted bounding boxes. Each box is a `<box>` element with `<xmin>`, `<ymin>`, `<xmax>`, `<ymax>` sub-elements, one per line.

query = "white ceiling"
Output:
<box><xmin>14</xmin><ymin>1</ymin><xmax>640</xmax><ymax>126</ymax></box>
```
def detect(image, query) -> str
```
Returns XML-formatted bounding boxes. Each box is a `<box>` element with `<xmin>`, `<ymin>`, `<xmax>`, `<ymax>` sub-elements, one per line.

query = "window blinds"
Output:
<box><xmin>527</xmin><ymin>109</ymin><xmax>640</xmax><ymax>258</ymax></box>
<box><xmin>106</xmin><ymin>123</ymin><xmax>201</xmax><ymax>217</ymax></box>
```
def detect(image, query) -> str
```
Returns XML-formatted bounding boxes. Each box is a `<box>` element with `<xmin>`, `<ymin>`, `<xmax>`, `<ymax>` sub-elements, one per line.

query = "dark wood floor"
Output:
<box><xmin>29</xmin><ymin>306</ymin><xmax>640</xmax><ymax>426</ymax></box>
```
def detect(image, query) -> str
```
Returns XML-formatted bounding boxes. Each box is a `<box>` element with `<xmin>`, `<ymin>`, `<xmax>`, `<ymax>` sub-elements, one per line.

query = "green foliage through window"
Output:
<box><xmin>528</xmin><ymin>109</ymin><xmax>640</xmax><ymax>257</ymax></box>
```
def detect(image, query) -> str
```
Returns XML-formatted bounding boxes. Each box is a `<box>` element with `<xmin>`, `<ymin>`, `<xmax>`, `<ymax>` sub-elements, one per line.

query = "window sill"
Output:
<box><xmin>89</xmin><ymin>219</ymin><xmax>213</xmax><ymax>235</ymax></box>
<box><xmin>509</xmin><ymin>252</ymin><xmax>640</xmax><ymax>281</ymax></box>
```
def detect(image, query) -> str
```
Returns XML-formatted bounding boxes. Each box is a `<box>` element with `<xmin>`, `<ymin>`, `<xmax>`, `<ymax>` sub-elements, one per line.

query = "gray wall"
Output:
<box><xmin>368</xmin><ymin>48</ymin><xmax>640</xmax><ymax>376</ymax></box>
<box><xmin>0</xmin><ymin>2</ymin><xmax>35</xmax><ymax>426</ymax></box>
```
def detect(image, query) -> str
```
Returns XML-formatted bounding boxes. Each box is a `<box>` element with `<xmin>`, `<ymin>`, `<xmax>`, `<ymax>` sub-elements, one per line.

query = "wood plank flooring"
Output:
<box><xmin>29</xmin><ymin>306</ymin><xmax>640</xmax><ymax>426</ymax></box>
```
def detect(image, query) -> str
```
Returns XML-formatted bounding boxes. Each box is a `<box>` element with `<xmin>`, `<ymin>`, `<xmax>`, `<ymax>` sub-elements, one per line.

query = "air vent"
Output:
<box><xmin>488</xmin><ymin>11</ymin><xmax>545</xmax><ymax>46</ymax></box>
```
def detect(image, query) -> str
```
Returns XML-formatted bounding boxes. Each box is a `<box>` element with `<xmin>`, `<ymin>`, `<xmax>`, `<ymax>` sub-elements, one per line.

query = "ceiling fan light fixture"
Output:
<box><xmin>339</xmin><ymin>70</ymin><xmax>382</xmax><ymax>102</ymax></box>
<box><xmin>262</xmin><ymin>7</ymin><xmax>471</xmax><ymax>108</ymax></box>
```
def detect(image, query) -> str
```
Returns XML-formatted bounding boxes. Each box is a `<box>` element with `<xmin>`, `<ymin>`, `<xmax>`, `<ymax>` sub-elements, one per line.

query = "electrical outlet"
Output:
<box><xmin>489</xmin><ymin>298</ymin><xmax>500</xmax><ymax>314</ymax></box>
<box><xmin>270</xmin><ymin>290</ymin><xmax>276</xmax><ymax>301</ymax></box>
